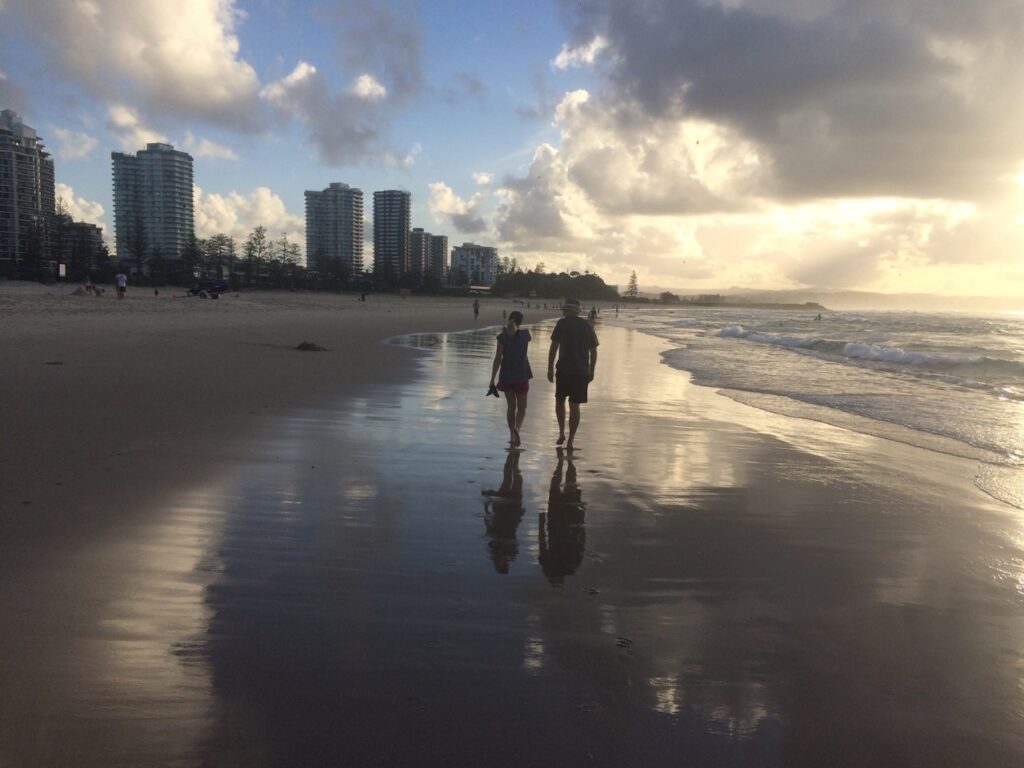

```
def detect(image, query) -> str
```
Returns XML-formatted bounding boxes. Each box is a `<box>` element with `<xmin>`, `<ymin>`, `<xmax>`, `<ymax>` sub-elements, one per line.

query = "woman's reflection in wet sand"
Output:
<box><xmin>481</xmin><ymin>451</ymin><xmax>525</xmax><ymax>574</ymax></box>
<box><xmin>539</xmin><ymin>449</ymin><xmax>586</xmax><ymax>585</ymax></box>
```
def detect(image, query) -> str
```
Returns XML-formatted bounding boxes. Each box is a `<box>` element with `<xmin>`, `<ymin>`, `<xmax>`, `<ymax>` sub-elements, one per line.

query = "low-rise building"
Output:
<box><xmin>451</xmin><ymin>242</ymin><xmax>498</xmax><ymax>286</ymax></box>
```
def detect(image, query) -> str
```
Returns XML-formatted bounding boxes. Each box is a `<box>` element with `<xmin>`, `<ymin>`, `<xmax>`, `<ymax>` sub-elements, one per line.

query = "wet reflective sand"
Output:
<box><xmin>3</xmin><ymin>323</ymin><xmax>1023</xmax><ymax>766</ymax></box>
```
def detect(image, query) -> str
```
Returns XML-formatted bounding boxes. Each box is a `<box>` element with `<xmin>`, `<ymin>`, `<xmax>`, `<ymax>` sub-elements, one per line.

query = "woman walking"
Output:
<box><xmin>489</xmin><ymin>311</ymin><xmax>532</xmax><ymax>448</ymax></box>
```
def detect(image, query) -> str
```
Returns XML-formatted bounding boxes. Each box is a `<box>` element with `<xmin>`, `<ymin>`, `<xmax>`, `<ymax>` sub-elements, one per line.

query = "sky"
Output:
<box><xmin>2</xmin><ymin>0</ymin><xmax>1023</xmax><ymax>298</ymax></box>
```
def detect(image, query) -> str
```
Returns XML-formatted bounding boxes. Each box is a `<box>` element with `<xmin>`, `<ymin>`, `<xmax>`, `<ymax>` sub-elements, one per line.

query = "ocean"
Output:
<box><xmin>621</xmin><ymin>306</ymin><xmax>1024</xmax><ymax>508</ymax></box>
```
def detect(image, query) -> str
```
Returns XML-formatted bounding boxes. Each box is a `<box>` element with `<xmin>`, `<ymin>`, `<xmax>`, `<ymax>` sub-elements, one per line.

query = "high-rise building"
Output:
<box><xmin>409</xmin><ymin>227</ymin><xmax>429</xmax><ymax>275</ymax></box>
<box><xmin>451</xmin><ymin>242</ymin><xmax>498</xmax><ymax>286</ymax></box>
<box><xmin>0</xmin><ymin>110</ymin><xmax>56</xmax><ymax>273</ymax></box>
<box><xmin>427</xmin><ymin>234</ymin><xmax>448</xmax><ymax>279</ymax></box>
<box><xmin>305</xmin><ymin>182</ymin><xmax>364</xmax><ymax>274</ymax></box>
<box><xmin>57</xmin><ymin>214</ymin><xmax>106</xmax><ymax>279</ymax></box>
<box><xmin>112</xmin><ymin>142</ymin><xmax>194</xmax><ymax>267</ymax></box>
<box><xmin>373</xmin><ymin>189</ymin><xmax>410</xmax><ymax>281</ymax></box>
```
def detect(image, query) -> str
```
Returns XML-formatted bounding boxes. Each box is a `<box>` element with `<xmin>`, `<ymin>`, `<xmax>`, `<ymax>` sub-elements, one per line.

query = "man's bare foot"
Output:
<box><xmin>513</xmin><ymin>429</ymin><xmax>521</xmax><ymax>447</ymax></box>
<box><xmin>566</xmin><ymin>440</ymin><xmax>575</xmax><ymax>451</ymax></box>
<box><xmin>556</xmin><ymin>434</ymin><xmax>565</xmax><ymax>445</ymax></box>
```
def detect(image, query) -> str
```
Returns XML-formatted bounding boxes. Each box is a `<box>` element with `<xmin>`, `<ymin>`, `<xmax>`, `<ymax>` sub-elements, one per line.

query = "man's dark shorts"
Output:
<box><xmin>555</xmin><ymin>373</ymin><xmax>590</xmax><ymax>404</ymax></box>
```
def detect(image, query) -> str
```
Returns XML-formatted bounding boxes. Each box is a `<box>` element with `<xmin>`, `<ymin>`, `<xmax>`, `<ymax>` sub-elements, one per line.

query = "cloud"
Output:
<box><xmin>255</xmin><ymin>0</ymin><xmax>424</xmax><ymax>165</ymax></box>
<box><xmin>106</xmin><ymin>104</ymin><xmax>167</xmax><ymax>150</ymax></box>
<box><xmin>194</xmin><ymin>185</ymin><xmax>304</xmax><ymax>244</ymax></box>
<box><xmin>260</xmin><ymin>60</ymin><xmax>317</xmax><ymax>102</ymax></box>
<box><xmin>491</xmin><ymin>83</ymin><xmax>1008</xmax><ymax>294</ymax></box>
<box><xmin>438</xmin><ymin>71</ymin><xmax>487</xmax><ymax>105</ymax></box>
<box><xmin>472</xmin><ymin>172</ymin><xmax>493</xmax><ymax>185</ymax></box>
<box><xmin>261</xmin><ymin>54</ymin><xmax>419</xmax><ymax>166</ymax></box>
<box><xmin>479</xmin><ymin>1</ymin><xmax>1024</xmax><ymax>295</ymax></box>
<box><xmin>55</xmin><ymin>182</ymin><xmax>106</xmax><ymax>227</ymax></box>
<box><xmin>51</xmin><ymin>127</ymin><xmax>98</xmax><ymax>160</ymax></box>
<box><xmin>560</xmin><ymin>0</ymin><xmax>1024</xmax><ymax>201</ymax></box>
<box><xmin>327</xmin><ymin>0</ymin><xmax>424</xmax><ymax>103</ymax></box>
<box><xmin>427</xmin><ymin>181</ymin><xmax>488</xmax><ymax>234</ymax></box>
<box><xmin>516</xmin><ymin>72</ymin><xmax>562</xmax><ymax>121</ymax></box>
<box><xmin>350</xmin><ymin>74</ymin><xmax>387</xmax><ymax>100</ymax></box>
<box><xmin>181</xmin><ymin>131</ymin><xmax>238</xmax><ymax>161</ymax></box>
<box><xmin>0</xmin><ymin>66</ymin><xmax>26</xmax><ymax>111</ymax></box>
<box><xmin>383</xmin><ymin>142</ymin><xmax>421</xmax><ymax>169</ymax></box>
<box><xmin>5</xmin><ymin>0</ymin><xmax>262</xmax><ymax>130</ymax></box>
<box><xmin>552</xmin><ymin>35</ymin><xmax>608</xmax><ymax>69</ymax></box>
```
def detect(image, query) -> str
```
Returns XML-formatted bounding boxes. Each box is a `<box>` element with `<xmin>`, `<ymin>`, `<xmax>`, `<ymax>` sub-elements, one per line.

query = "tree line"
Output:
<box><xmin>490</xmin><ymin>260</ymin><xmax>620</xmax><ymax>301</ymax></box>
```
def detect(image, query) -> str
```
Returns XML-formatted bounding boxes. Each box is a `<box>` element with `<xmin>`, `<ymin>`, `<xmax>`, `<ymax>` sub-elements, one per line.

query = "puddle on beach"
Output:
<box><xmin>4</xmin><ymin>323</ymin><xmax>1024</xmax><ymax>766</ymax></box>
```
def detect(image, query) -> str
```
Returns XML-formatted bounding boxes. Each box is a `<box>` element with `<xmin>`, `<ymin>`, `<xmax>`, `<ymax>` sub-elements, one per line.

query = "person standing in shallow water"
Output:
<box><xmin>489</xmin><ymin>310</ymin><xmax>532</xmax><ymax>448</ymax></box>
<box><xmin>547</xmin><ymin>298</ymin><xmax>598</xmax><ymax>451</ymax></box>
<box><xmin>472</xmin><ymin>298</ymin><xmax>480</xmax><ymax>319</ymax></box>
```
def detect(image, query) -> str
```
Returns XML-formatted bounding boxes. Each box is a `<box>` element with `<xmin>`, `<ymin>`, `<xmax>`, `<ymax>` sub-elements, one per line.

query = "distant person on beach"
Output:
<box><xmin>588</xmin><ymin>306</ymin><xmax>597</xmax><ymax>323</ymax></box>
<box><xmin>539</xmin><ymin>451</ymin><xmax>585</xmax><ymax>584</ymax></box>
<box><xmin>489</xmin><ymin>310</ymin><xmax>532</xmax><ymax>448</ymax></box>
<box><xmin>115</xmin><ymin>271</ymin><xmax>127</xmax><ymax>299</ymax></box>
<box><xmin>473</xmin><ymin>298</ymin><xmax>480</xmax><ymax>319</ymax></box>
<box><xmin>481</xmin><ymin>451</ymin><xmax>525</xmax><ymax>574</ymax></box>
<box><xmin>547</xmin><ymin>298</ymin><xmax>598</xmax><ymax>451</ymax></box>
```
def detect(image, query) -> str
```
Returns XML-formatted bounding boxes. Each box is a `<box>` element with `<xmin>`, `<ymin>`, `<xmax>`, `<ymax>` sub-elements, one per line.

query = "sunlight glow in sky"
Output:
<box><xmin>2</xmin><ymin>0</ymin><xmax>1022</xmax><ymax>298</ymax></box>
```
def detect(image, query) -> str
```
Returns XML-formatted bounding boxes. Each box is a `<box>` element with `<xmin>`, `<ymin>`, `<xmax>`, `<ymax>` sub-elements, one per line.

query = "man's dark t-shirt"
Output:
<box><xmin>551</xmin><ymin>315</ymin><xmax>599</xmax><ymax>376</ymax></box>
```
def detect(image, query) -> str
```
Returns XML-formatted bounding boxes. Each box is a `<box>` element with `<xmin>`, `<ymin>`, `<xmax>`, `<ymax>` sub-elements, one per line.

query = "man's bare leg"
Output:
<box><xmin>566</xmin><ymin>402</ymin><xmax>581</xmax><ymax>451</ymax></box>
<box><xmin>555</xmin><ymin>396</ymin><xmax>566</xmax><ymax>444</ymax></box>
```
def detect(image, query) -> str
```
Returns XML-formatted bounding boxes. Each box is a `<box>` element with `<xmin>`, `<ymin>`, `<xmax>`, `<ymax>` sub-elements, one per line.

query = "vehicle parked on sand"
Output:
<box><xmin>187</xmin><ymin>279</ymin><xmax>230</xmax><ymax>299</ymax></box>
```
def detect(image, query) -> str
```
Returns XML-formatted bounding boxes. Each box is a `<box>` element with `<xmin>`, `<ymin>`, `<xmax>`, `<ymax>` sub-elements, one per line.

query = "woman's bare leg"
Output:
<box><xmin>504</xmin><ymin>391</ymin><xmax>517</xmax><ymax>444</ymax></box>
<box><xmin>513</xmin><ymin>391</ymin><xmax>527</xmax><ymax>445</ymax></box>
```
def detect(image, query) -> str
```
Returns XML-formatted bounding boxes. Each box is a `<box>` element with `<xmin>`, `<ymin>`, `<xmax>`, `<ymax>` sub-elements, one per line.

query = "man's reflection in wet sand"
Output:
<box><xmin>539</xmin><ymin>449</ymin><xmax>586</xmax><ymax>584</ymax></box>
<box><xmin>482</xmin><ymin>451</ymin><xmax>525</xmax><ymax>574</ymax></box>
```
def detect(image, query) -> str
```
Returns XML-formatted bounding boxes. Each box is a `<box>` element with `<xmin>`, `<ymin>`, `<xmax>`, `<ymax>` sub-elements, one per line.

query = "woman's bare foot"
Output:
<box><xmin>513</xmin><ymin>429</ymin><xmax>521</xmax><ymax>447</ymax></box>
<box><xmin>556</xmin><ymin>434</ymin><xmax>565</xmax><ymax>445</ymax></box>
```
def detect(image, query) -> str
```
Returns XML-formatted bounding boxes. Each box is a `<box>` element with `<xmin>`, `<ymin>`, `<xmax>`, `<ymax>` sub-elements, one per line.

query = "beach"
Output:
<box><xmin>2</xmin><ymin>285</ymin><xmax>1023</xmax><ymax>766</ymax></box>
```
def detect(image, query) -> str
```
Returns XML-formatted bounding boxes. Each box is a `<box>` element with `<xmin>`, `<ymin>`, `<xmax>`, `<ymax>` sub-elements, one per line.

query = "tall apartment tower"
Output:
<box><xmin>427</xmin><ymin>234</ymin><xmax>448</xmax><ymax>278</ymax></box>
<box><xmin>0</xmin><ymin>110</ymin><xmax>56</xmax><ymax>271</ymax></box>
<box><xmin>305</xmin><ymin>182</ymin><xmax>364</xmax><ymax>274</ymax></box>
<box><xmin>409</xmin><ymin>227</ymin><xmax>429</xmax><ymax>275</ymax></box>
<box><xmin>372</xmin><ymin>189</ymin><xmax>411</xmax><ymax>281</ymax></box>
<box><xmin>112</xmin><ymin>142</ymin><xmax>194</xmax><ymax>266</ymax></box>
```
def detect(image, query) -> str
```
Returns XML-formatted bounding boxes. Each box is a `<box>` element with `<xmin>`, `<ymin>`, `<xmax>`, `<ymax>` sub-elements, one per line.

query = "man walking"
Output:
<box><xmin>547</xmin><ymin>298</ymin><xmax>598</xmax><ymax>451</ymax></box>
<box><xmin>115</xmin><ymin>271</ymin><xmax>128</xmax><ymax>299</ymax></box>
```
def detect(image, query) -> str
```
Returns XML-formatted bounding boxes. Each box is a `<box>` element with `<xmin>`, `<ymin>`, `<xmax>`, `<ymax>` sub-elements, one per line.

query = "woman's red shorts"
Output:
<box><xmin>496</xmin><ymin>380</ymin><xmax>530</xmax><ymax>394</ymax></box>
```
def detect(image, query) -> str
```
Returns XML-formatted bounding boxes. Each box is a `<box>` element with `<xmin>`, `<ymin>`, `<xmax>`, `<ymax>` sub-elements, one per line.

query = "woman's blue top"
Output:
<box><xmin>497</xmin><ymin>329</ymin><xmax>533</xmax><ymax>385</ymax></box>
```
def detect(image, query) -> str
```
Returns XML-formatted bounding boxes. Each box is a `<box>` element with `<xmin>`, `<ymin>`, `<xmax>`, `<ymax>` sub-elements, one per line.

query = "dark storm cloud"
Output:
<box><xmin>559</xmin><ymin>0</ymin><xmax>1024</xmax><ymax>200</ymax></box>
